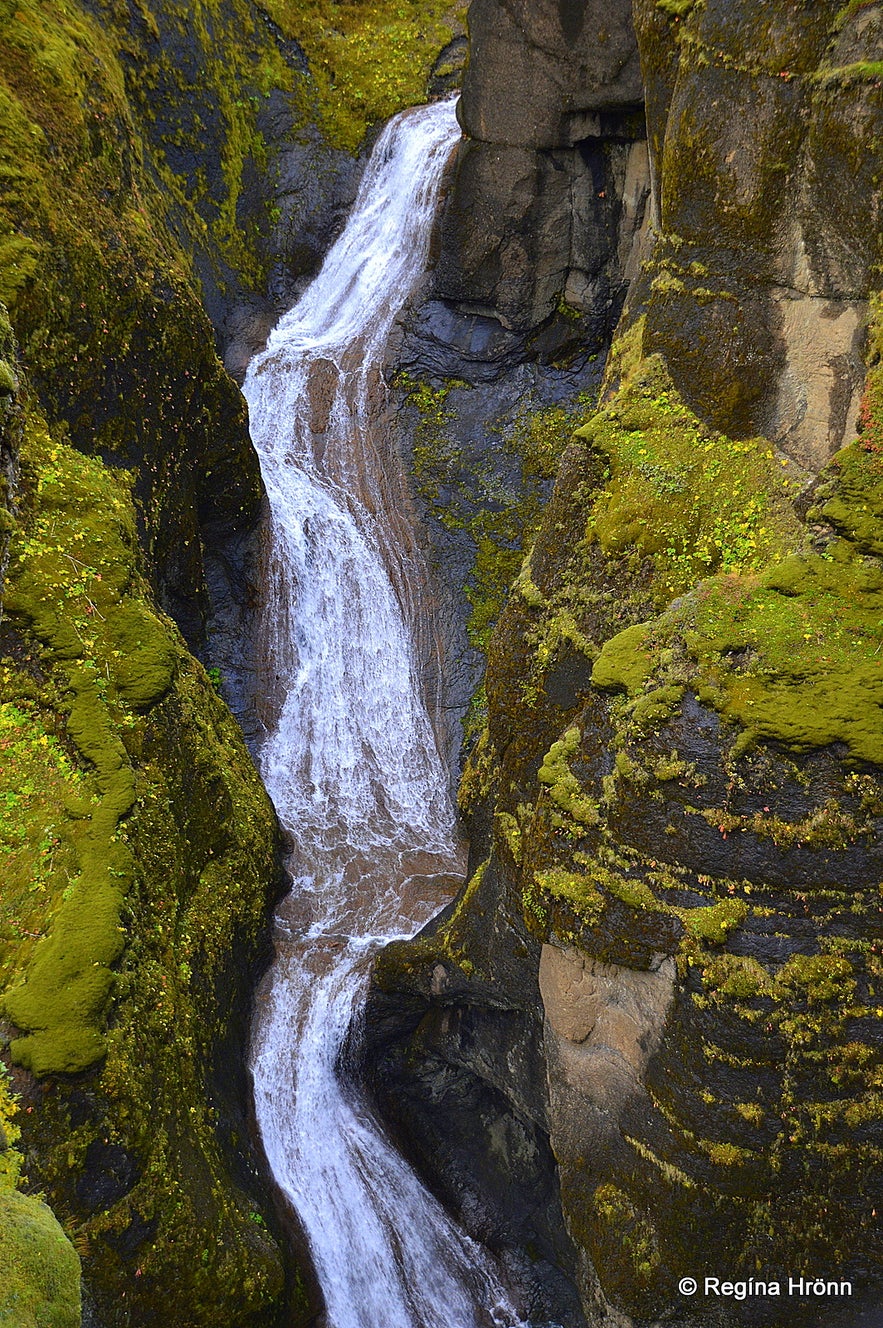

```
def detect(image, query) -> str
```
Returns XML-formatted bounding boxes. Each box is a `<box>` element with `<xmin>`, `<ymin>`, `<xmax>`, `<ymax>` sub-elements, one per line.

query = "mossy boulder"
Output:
<box><xmin>0</xmin><ymin>1189</ymin><xmax>81</xmax><ymax>1328</ymax></box>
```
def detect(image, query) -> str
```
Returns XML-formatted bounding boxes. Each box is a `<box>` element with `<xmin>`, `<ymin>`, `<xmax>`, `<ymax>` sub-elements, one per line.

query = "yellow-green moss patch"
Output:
<box><xmin>258</xmin><ymin>0</ymin><xmax>467</xmax><ymax>151</ymax></box>
<box><xmin>537</xmin><ymin>726</ymin><xmax>600</xmax><ymax>827</ymax></box>
<box><xmin>680</xmin><ymin>898</ymin><xmax>748</xmax><ymax>945</ymax></box>
<box><xmin>680</xmin><ymin>539</ymin><xmax>883</xmax><ymax>762</ymax></box>
<box><xmin>0</xmin><ymin>413</ymin><xmax>183</xmax><ymax>1074</ymax></box>
<box><xmin>0</xmin><ymin>1189</ymin><xmax>81</xmax><ymax>1328</ymax></box>
<box><xmin>591</xmin><ymin>622</ymin><xmax>653</xmax><ymax>692</ymax></box>
<box><xmin>576</xmin><ymin>355</ymin><xmax>802</xmax><ymax>601</ymax></box>
<box><xmin>533</xmin><ymin>867</ymin><xmax>605</xmax><ymax>923</ymax></box>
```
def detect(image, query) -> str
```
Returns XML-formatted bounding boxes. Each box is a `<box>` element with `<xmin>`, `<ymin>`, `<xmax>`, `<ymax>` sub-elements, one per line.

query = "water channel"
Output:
<box><xmin>246</xmin><ymin>99</ymin><xmax>523</xmax><ymax>1328</ymax></box>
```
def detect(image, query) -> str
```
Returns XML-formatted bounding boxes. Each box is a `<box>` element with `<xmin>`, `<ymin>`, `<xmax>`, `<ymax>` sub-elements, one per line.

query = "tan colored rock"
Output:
<box><xmin>767</xmin><ymin>291</ymin><xmax>867</xmax><ymax>470</ymax></box>
<box><xmin>539</xmin><ymin>944</ymin><xmax>675</xmax><ymax>1112</ymax></box>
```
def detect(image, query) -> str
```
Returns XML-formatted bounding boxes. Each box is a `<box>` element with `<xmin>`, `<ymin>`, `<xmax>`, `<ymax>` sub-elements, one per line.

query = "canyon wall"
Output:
<box><xmin>370</xmin><ymin>3</ymin><xmax>883</xmax><ymax>1326</ymax></box>
<box><xmin>0</xmin><ymin>2</ymin><xmax>461</xmax><ymax>1323</ymax></box>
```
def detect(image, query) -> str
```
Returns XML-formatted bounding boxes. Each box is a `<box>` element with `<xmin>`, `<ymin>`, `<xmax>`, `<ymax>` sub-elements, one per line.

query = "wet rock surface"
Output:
<box><xmin>433</xmin><ymin>0</ymin><xmax>647</xmax><ymax>335</ymax></box>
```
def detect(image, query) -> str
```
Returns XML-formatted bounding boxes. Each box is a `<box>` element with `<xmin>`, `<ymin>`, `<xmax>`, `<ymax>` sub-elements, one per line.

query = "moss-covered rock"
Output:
<box><xmin>0</xmin><ymin>1059</ymin><xmax>82</xmax><ymax>1326</ymax></box>
<box><xmin>494</xmin><ymin>343</ymin><xmax>882</xmax><ymax>1323</ymax></box>
<box><xmin>0</xmin><ymin>1189</ymin><xmax>82</xmax><ymax>1328</ymax></box>
<box><xmin>631</xmin><ymin>0</ymin><xmax>882</xmax><ymax>465</ymax></box>
<box><xmin>259</xmin><ymin>0</ymin><xmax>467</xmax><ymax>153</ymax></box>
<box><xmin>482</xmin><ymin>297</ymin><xmax>882</xmax><ymax>1320</ymax></box>
<box><xmin>0</xmin><ymin>390</ymin><xmax>292</xmax><ymax>1324</ymax></box>
<box><xmin>0</xmin><ymin>0</ymin><xmax>274</xmax><ymax>641</ymax></box>
<box><xmin>374</xmin><ymin>172</ymin><xmax>883</xmax><ymax>1328</ymax></box>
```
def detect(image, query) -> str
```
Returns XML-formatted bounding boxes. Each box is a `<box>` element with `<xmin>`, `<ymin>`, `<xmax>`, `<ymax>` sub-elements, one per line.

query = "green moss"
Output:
<box><xmin>656</xmin><ymin>0</ymin><xmax>696</xmax><ymax>15</ymax></box>
<box><xmin>258</xmin><ymin>0</ymin><xmax>467</xmax><ymax>152</ymax></box>
<box><xmin>0</xmin><ymin>406</ymin><xmax>287</xmax><ymax>1319</ymax></box>
<box><xmin>814</xmin><ymin>60</ymin><xmax>883</xmax><ymax>87</ymax></box>
<box><xmin>0</xmin><ymin>415</ymin><xmax>154</xmax><ymax>1073</ymax></box>
<box><xmin>818</xmin><ymin>442</ymin><xmax>883</xmax><ymax>557</ymax></box>
<box><xmin>0</xmin><ymin>702</ymin><xmax>84</xmax><ymax>991</ymax></box>
<box><xmin>533</xmin><ymin>867</ymin><xmax>605</xmax><ymax>923</ymax></box>
<box><xmin>576</xmin><ymin>355</ymin><xmax>802</xmax><ymax>602</ymax></box>
<box><xmin>592</xmin><ymin>1184</ymin><xmax>660</xmax><ymax>1282</ymax></box>
<box><xmin>0</xmin><ymin>359</ymin><xmax>17</xmax><ymax>397</ymax></box>
<box><xmin>590</xmin><ymin>622</ymin><xmax>653</xmax><ymax>692</ymax></box>
<box><xmin>0</xmin><ymin>1189</ymin><xmax>81</xmax><ymax>1328</ymax></box>
<box><xmin>702</xmin><ymin>953</ymin><xmax>774</xmax><ymax>1001</ymax></box>
<box><xmin>404</xmin><ymin>378</ymin><xmax>593</xmax><ymax>661</ymax></box>
<box><xmin>537</xmin><ymin>726</ymin><xmax>600</xmax><ymax>827</ymax></box>
<box><xmin>600</xmin><ymin>314</ymin><xmax>646</xmax><ymax>395</ymax></box>
<box><xmin>0</xmin><ymin>1062</ymin><xmax>23</xmax><ymax>1192</ymax></box>
<box><xmin>0</xmin><ymin>0</ymin><xmax>277</xmax><ymax>603</ymax></box>
<box><xmin>582</xmin><ymin>415</ymin><xmax>883</xmax><ymax>763</ymax></box>
<box><xmin>680</xmin><ymin>898</ymin><xmax>747</xmax><ymax>945</ymax></box>
<box><xmin>778</xmin><ymin>952</ymin><xmax>857</xmax><ymax>1004</ymax></box>
<box><xmin>673</xmin><ymin>537</ymin><xmax>882</xmax><ymax>762</ymax></box>
<box><xmin>699</xmin><ymin>1139</ymin><xmax>751</xmax><ymax>1167</ymax></box>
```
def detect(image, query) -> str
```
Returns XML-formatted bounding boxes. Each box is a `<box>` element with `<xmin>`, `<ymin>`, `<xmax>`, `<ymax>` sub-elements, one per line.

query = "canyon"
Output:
<box><xmin>0</xmin><ymin>2</ymin><xmax>881</xmax><ymax>1327</ymax></box>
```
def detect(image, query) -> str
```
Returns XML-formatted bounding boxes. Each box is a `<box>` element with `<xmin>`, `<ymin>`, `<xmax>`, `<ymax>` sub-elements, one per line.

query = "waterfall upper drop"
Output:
<box><xmin>246</xmin><ymin>100</ymin><xmax>522</xmax><ymax>1328</ymax></box>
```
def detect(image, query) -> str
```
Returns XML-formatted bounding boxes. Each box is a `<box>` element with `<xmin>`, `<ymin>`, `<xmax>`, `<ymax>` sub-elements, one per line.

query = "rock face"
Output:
<box><xmin>632</xmin><ymin>0</ymin><xmax>882</xmax><ymax>467</ymax></box>
<box><xmin>371</xmin><ymin>4</ymin><xmax>883</xmax><ymax>1326</ymax></box>
<box><xmin>391</xmin><ymin>0</ymin><xmax>651</xmax><ymax>752</ymax></box>
<box><xmin>433</xmin><ymin>0</ymin><xmax>647</xmax><ymax>336</ymax></box>
<box><xmin>0</xmin><ymin>1</ymin><xmax>329</xmax><ymax>1314</ymax></box>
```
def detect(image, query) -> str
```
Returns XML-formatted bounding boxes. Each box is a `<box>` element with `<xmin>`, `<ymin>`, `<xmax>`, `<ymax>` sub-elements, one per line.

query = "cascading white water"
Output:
<box><xmin>247</xmin><ymin>100</ymin><xmax>522</xmax><ymax>1328</ymax></box>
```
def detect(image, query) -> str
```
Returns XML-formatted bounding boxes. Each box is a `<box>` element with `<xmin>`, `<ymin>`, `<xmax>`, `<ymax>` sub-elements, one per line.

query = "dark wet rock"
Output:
<box><xmin>364</xmin><ymin>855</ymin><xmax>588</xmax><ymax>1328</ymax></box>
<box><xmin>434</xmin><ymin>0</ymin><xmax>646</xmax><ymax>334</ymax></box>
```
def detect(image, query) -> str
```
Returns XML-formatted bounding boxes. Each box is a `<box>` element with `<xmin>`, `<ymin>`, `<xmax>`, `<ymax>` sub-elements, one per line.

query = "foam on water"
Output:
<box><xmin>247</xmin><ymin>100</ymin><xmax>523</xmax><ymax>1328</ymax></box>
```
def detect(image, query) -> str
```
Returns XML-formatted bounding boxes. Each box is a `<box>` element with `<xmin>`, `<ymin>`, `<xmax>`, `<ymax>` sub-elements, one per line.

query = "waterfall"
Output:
<box><xmin>246</xmin><ymin>100</ymin><xmax>522</xmax><ymax>1328</ymax></box>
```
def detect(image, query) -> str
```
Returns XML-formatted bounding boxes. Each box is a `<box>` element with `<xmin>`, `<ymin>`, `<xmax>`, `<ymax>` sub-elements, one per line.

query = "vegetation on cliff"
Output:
<box><xmin>450</xmin><ymin>310</ymin><xmax>882</xmax><ymax>1328</ymax></box>
<box><xmin>375</xmin><ymin>5</ymin><xmax>883</xmax><ymax>1321</ymax></box>
<box><xmin>445</xmin><ymin>275</ymin><xmax>882</xmax><ymax>1317</ymax></box>
<box><xmin>0</xmin><ymin>377</ymin><xmax>292</xmax><ymax>1323</ymax></box>
<box><xmin>259</xmin><ymin>0</ymin><xmax>468</xmax><ymax>151</ymax></box>
<box><xmin>0</xmin><ymin>0</ymin><xmax>320</xmax><ymax>1319</ymax></box>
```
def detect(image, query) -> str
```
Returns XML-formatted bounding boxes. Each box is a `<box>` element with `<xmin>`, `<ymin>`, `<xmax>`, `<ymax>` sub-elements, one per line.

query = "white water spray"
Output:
<box><xmin>247</xmin><ymin>101</ymin><xmax>522</xmax><ymax>1328</ymax></box>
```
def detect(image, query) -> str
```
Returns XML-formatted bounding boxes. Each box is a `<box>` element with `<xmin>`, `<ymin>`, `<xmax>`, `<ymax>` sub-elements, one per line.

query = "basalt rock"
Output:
<box><xmin>432</xmin><ymin>0</ymin><xmax>647</xmax><ymax>337</ymax></box>
<box><xmin>375</xmin><ymin>5</ymin><xmax>883</xmax><ymax>1326</ymax></box>
<box><xmin>631</xmin><ymin>0</ymin><xmax>883</xmax><ymax>467</ymax></box>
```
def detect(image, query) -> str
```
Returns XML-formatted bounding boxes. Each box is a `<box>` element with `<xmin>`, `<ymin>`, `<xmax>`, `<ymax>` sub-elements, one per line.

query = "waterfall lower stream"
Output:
<box><xmin>246</xmin><ymin>101</ymin><xmax>522</xmax><ymax>1328</ymax></box>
